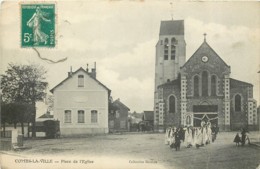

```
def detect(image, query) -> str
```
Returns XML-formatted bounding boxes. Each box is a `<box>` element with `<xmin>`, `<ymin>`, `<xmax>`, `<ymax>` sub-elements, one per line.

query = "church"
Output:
<box><xmin>153</xmin><ymin>20</ymin><xmax>258</xmax><ymax>131</ymax></box>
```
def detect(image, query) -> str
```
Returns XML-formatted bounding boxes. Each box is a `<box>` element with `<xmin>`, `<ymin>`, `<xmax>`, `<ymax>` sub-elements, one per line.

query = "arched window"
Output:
<box><xmin>202</xmin><ymin>71</ymin><xmax>208</xmax><ymax>96</ymax></box>
<box><xmin>78</xmin><ymin>75</ymin><xmax>84</xmax><ymax>87</ymax></box>
<box><xmin>64</xmin><ymin>110</ymin><xmax>71</xmax><ymax>123</ymax></box>
<box><xmin>235</xmin><ymin>94</ymin><xmax>241</xmax><ymax>112</ymax></box>
<box><xmin>186</xmin><ymin>115</ymin><xmax>191</xmax><ymax>125</ymax></box>
<box><xmin>169</xmin><ymin>95</ymin><xmax>176</xmax><ymax>113</ymax></box>
<box><xmin>211</xmin><ymin>75</ymin><xmax>217</xmax><ymax>96</ymax></box>
<box><xmin>171</xmin><ymin>38</ymin><xmax>177</xmax><ymax>60</ymax></box>
<box><xmin>164</xmin><ymin>38</ymin><xmax>169</xmax><ymax>60</ymax></box>
<box><xmin>91</xmin><ymin>110</ymin><xmax>98</xmax><ymax>123</ymax></box>
<box><xmin>194</xmin><ymin>76</ymin><xmax>199</xmax><ymax>96</ymax></box>
<box><xmin>78</xmin><ymin>110</ymin><xmax>85</xmax><ymax>123</ymax></box>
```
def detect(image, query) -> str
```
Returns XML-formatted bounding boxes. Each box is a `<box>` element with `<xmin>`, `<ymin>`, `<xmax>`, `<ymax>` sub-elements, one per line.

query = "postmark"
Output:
<box><xmin>21</xmin><ymin>3</ymin><xmax>55</xmax><ymax>48</ymax></box>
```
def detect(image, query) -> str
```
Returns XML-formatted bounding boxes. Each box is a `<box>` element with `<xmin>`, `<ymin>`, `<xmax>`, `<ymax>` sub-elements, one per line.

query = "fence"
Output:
<box><xmin>0</xmin><ymin>130</ymin><xmax>12</xmax><ymax>151</ymax></box>
<box><xmin>1</xmin><ymin>130</ymin><xmax>12</xmax><ymax>138</ymax></box>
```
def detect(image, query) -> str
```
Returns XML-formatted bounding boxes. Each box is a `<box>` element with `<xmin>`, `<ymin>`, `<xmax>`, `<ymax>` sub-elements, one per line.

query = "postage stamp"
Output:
<box><xmin>21</xmin><ymin>3</ymin><xmax>55</xmax><ymax>48</ymax></box>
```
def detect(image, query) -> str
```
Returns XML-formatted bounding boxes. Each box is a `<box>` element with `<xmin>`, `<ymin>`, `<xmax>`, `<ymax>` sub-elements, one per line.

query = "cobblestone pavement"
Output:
<box><xmin>1</xmin><ymin>132</ymin><xmax>259</xmax><ymax>169</ymax></box>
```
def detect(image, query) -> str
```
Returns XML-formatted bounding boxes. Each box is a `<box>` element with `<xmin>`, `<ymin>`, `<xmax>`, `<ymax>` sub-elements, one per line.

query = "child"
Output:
<box><xmin>233</xmin><ymin>133</ymin><xmax>241</xmax><ymax>146</ymax></box>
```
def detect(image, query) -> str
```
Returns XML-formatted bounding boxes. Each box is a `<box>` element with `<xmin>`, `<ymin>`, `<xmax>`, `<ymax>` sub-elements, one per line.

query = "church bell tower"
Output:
<box><xmin>154</xmin><ymin>20</ymin><xmax>186</xmax><ymax>131</ymax></box>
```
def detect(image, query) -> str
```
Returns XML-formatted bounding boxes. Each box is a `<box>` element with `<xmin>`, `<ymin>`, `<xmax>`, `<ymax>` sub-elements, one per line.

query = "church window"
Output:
<box><xmin>78</xmin><ymin>75</ymin><xmax>84</xmax><ymax>87</ymax></box>
<box><xmin>194</xmin><ymin>75</ymin><xmax>199</xmax><ymax>96</ymax></box>
<box><xmin>169</xmin><ymin>95</ymin><xmax>176</xmax><ymax>113</ymax></box>
<box><xmin>164</xmin><ymin>38</ymin><xmax>169</xmax><ymax>60</ymax></box>
<box><xmin>171</xmin><ymin>38</ymin><xmax>177</xmax><ymax>60</ymax></box>
<box><xmin>211</xmin><ymin>75</ymin><xmax>217</xmax><ymax>96</ymax></box>
<box><xmin>202</xmin><ymin>71</ymin><xmax>209</xmax><ymax>96</ymax></box>
<box><xmin>235</xmin><ymin>94</ymin><xmax>242</xmax><ymax>112</ymax></box>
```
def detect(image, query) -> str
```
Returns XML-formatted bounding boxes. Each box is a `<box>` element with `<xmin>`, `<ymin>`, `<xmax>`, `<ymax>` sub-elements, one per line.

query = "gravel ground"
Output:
<box><xmin>1</xmin><ymin>132</ymin><xmax>259</xmax><ymax>169</ymax></box>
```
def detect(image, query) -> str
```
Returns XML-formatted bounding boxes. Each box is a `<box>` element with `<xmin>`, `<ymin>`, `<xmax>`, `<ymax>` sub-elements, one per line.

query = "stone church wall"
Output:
<box><xmin>162</xmin><ymin>84</ymin><xmax>181</xmax><ymax>128</ymax></box>
<box><xmin>230</xmin><ymin>86</ymin><xmax>249</xmax><ymax>131</ymax></box>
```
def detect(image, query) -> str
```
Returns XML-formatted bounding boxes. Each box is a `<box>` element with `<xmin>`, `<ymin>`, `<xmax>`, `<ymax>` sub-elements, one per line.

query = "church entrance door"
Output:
<box><xmin>193</xmin><ymin>112</ymin><xmax>218</xmax><ymax>127</ymax></box>
<box><xmin>193</xmin><ymin>104</ymin><xmax>218</xmax><ymax>127</ymax></box>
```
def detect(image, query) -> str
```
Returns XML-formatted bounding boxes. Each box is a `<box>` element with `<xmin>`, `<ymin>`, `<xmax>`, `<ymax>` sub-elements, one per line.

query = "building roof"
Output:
<box><xmin>113</xmin><ymin>99</ymin><xmax>130</xmax><ymax>111</ymax></box>
<box><xmin>230</xmin><ymin>78</ymin><xmax>253</xmax><ymax>87</ymax></box>
<box><xmin>143</xmin><ymin>111</ymin><xmax>154</xmax><ymax>121</ymax></box>
<box><xmin>159</xmin><ymin>20</ymin><xmax>184</xmax><ymax>36</ymax></box>
<box><xmin>50</xmin><ymin>67</ymin><xmax>111</xmax><ymax>93</ymax></box>
<box><xmin>38</xmin><ymin>113</ymin><xmax>54</xmax><ymax>119</ymax></box>
<box><xmin>129</xmin><ymin>112</ymin><xmax>143</xmax><ymax>119</ymax></box>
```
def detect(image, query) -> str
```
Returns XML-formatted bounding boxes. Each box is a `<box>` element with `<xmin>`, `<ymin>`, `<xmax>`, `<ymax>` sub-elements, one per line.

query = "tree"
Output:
<box><xmin>1</xmin><ymin>103</ymin><xmax>33</xmax><ymax>136</ymax></box>
<box><xmin>46</xmin><ymin>94</ymin><xmax>54</xmax><ymax>112</ymax></box>
<box><xmin>1</xmin><ymin>63</ymin><xmax>48</xmax><ymax>137</ymax></box>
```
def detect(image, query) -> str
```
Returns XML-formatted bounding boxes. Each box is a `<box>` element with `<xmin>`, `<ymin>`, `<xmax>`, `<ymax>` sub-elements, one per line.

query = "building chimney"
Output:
<box><xmin>86</xmin><ymin>63</ymin><xmax>89</xmax><ymax>73</ymax></box>
<box><xmin>91</xmin><ymin>62</ymin><xmax>96</xmax><ymax>79</ymax></box>
<box><xmin>91</xmin><ymin>69</ymin><xmax>96</xmax><ymax>79</ymax></box>
<box><xmin>68</xmin><ymin>66</ymin><xmax>73</xmax><ymax>77</ymax></box>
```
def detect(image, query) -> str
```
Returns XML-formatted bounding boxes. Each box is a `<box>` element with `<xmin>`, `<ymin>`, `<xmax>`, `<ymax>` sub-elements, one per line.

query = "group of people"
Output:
<box><xmin>233</xmin><ymin>128</ymin><xmax>250</xmax><ymax>146</ymax></box>
<box><xmin>165</xmin><ymin>121</ymin><xmax>219</xmax><ymax>151</ymax></box>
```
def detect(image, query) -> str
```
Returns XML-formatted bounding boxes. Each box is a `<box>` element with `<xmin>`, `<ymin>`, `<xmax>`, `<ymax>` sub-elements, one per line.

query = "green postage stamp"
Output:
<box><xmin>21</xmin><ymin>3</ymin><xmax>55</xmax><ymax>47</ymax></box>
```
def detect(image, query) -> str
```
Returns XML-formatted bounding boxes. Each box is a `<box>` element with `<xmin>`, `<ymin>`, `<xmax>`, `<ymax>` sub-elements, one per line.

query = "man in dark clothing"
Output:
<box><xmin>175</xmin><ymin>129</ymin><xmax>181</xmax><ymax>151</ymax></box>
<box><xmin>179</xmin><ymin>127</ymin><xmax>185</xmax><ymax>142</ymax></box>
<box><xmin>241</xmin><ymin>128</ymin><xmax>247</xmax><ymax>146</ymax></box>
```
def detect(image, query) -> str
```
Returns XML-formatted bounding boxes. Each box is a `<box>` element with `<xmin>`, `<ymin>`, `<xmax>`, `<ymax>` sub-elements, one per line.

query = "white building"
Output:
<box><xmin>50</xmin><ymin>65</ymin><xmax>111</xmax><ymax>136</ymax></box>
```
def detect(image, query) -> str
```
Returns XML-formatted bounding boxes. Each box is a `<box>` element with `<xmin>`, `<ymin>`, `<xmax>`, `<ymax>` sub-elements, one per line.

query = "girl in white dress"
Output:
<box><xmin>185</xmin><ymin>127</ymin><xmax>193</xmax><ymax>148</ymax></box>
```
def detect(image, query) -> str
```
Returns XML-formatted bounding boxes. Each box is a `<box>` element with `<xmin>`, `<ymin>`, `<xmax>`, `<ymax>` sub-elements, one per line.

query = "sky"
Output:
<box><xmin>0</xmin><ymin>1</ymin><xmax>259</xmax><ymax>114</ymax></box>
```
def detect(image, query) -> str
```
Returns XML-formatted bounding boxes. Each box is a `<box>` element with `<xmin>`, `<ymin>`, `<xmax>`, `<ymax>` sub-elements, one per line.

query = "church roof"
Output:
<box><xmin>159</xmin><ymin>20</ymin><xmax>184</xmax><ymax>36</ymax></box>
<box><xmin>181</xmin><ymin>41</ymin><xmax>230</xmax><ymax>70</ymax></box>
<box><xmin>157</xmin><ymin>77</ymin><xmax>180</xmax><ymax>88</ymax></box>
<box><xmin>230</xmin><ymin>78</ymin><xmax>253</xmax><ymax>87</ymax></box>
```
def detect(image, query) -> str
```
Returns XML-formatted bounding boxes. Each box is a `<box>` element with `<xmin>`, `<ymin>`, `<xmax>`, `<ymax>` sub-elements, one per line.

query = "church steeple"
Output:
<box><xmin>156</xmin><ymin>20</ymin><xmax>186</xmax><ymax>84</ymax></box>
<box><xmin>154</xmin><ymin>19</ymin><xmax>186</xmax><ymax>130</ymax></box>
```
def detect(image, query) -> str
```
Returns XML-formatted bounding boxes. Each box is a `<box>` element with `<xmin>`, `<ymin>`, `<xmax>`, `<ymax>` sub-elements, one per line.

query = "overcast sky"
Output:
<box><xmin>1</xmin><ymin>1</ymin><xmax>259</xmax><ymax>113</ymax></box>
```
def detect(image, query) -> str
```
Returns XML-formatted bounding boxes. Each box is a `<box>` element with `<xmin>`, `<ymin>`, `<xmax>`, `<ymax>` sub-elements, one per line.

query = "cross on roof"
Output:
<box><xmin>203</xmin><ymin>33</ymin><xmax>207</xmax><ymax>42</ymax></box>
<box><xmin>170</xmin><ymin>2</ymin><xmax>173</xmax><ymax>20</ymax></box>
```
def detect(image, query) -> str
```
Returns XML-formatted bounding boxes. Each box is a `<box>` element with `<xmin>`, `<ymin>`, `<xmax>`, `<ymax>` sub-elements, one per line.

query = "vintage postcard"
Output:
<box><xmin>0</xmin><ymin>1</ymin><xmax>259</xmax><ymax>169</ymax></box>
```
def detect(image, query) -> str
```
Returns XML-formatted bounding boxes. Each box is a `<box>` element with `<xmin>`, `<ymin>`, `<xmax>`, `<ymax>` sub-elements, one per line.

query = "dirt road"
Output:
<box><xmin>1</xmin><ymin>132</ymin><xmax>259</xmax><ymax>169</ymax></box>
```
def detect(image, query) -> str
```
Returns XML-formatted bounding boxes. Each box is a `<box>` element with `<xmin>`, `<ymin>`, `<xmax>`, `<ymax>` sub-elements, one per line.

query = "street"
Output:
<box><xmin>1</xmin><ymin>132</ymin><xmax>259</xmax><ymax>169</ymax></box>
